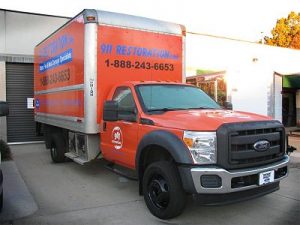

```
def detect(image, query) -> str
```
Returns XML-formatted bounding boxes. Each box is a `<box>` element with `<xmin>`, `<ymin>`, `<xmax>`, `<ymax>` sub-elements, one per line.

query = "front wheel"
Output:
<box><xmin>142</xmin><ymin>161</ymin><xmax>187</xmax><ymax>219</ymax></box>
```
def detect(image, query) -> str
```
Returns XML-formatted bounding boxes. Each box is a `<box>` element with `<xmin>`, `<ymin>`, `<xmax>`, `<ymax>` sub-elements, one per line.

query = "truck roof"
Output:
<box><xmin>36</xmin><ymin>9</ymin><xmax>185</xmax><ymax>47</ymax></box>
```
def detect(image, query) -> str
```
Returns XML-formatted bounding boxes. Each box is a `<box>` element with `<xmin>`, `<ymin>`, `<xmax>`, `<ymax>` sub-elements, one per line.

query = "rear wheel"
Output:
<box><xmin>50</xmin><ymin>133</ymin><xmax>66</xmax><ymax>163</ymax></box>
<box><xmin>143</xmin><ymin>161</ymin><xmax>186</xmax><ymax>219</ymax></box>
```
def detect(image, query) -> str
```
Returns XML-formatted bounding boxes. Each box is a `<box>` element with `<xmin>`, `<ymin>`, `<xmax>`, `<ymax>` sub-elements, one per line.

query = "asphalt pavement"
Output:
<box><xmin>0</xmin><ymin>143</ymin><xmax>299</xmax><ymax>225</ymax></box>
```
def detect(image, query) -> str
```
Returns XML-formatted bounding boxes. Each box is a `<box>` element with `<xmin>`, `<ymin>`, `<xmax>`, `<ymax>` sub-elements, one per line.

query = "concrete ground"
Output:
<box><xmin>1</xmin><ymin>143</ymin><xmax>300</xmax><ymax>225</ymax></box>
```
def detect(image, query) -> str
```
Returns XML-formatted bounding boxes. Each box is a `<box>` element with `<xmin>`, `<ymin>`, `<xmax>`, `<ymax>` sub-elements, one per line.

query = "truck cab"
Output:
<box><xmin>101</xmin><ymin>82</ymin><xmax>289</xmax><ymax>219</ymax></box>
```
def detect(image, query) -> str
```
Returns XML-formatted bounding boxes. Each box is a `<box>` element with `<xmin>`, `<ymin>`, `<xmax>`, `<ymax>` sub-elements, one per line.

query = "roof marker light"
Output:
<box><xmin>86</xmin><ymin>16</ymin><xmax>96</xmax><ymax>22</ymax></box>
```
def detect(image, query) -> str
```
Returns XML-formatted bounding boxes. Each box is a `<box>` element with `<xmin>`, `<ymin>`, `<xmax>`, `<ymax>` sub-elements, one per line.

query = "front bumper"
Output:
<box><xmin>189</xmin><ymin>155</ymin><xmax>289</xmax><ymax>194</ymax></box>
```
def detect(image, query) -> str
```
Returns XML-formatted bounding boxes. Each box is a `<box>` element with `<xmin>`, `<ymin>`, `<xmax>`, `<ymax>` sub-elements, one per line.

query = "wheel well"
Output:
<box><xmin>138</xmin><ymin>145</ymin><xmax>174</xmax><ymax>194</ymax></box>
<box><xmin>44</xmin><ymin>124</ymin><xmax>68</xmax><ymax>149</ymax></box>
<box><xmin>143</xmin><ymin>145</ymin><xmax>173</xmax><ymax>168</ymax></box>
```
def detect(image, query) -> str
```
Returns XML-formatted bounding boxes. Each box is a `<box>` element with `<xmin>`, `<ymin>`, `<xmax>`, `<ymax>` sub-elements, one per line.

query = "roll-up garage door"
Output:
<box><xmin>6</xmin><ymin>63</ymin><xmax>43</xmax><ymax>143</ymax></box>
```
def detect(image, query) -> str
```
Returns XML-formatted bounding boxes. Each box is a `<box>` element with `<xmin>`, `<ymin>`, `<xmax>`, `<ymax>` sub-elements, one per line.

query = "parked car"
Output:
<box><xmin>0</xmin><ymin>101</ymin><xmax>9</xmax><ymax>211</ymax></box>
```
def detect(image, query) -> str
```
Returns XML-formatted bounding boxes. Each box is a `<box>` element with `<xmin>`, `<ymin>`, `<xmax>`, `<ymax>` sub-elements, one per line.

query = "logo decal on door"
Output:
<box><xmin>112</xmin><ymin>126</ymin><xmax>123</xmax><ymax>150</ymax></box>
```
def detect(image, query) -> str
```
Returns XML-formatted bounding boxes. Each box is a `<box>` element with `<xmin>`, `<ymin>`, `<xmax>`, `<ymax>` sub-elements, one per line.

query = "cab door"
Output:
<box><xmin>101</xmin><ymin>86</ymin><xmax>139</xmax><ymax>169</ymax></box>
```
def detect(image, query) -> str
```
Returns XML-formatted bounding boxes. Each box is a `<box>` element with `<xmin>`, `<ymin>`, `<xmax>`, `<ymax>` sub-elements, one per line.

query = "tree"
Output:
<box><xmin>265</xmin><ymin>11</ymin><xmax>300</xmax><ymax>49</ymax></box>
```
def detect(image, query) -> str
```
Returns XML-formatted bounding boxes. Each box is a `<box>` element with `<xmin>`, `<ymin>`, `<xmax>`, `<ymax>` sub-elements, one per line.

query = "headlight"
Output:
<box><xmin>183</xmin><ymin>131</ymin><xmax>217</xmax><ymax>164</ymax></box>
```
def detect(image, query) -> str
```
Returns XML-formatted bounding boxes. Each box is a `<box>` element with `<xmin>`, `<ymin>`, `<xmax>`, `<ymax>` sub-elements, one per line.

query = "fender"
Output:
<box><xmin>136</xmin><ymin>130</ymin><xmax>195</xmax><ymax>194</ymax></box>
<box><xmin>136</xmin><ymin>130</ymin><xmax>193</xmax><ymax>176</ymax></box>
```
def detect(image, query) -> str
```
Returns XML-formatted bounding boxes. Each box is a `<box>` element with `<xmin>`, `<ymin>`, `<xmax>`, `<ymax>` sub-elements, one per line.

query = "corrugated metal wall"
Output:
<box><xmin>6</xmin><ymin>63</ymin><xmax>43</xmax><ymax>142</ymax></box>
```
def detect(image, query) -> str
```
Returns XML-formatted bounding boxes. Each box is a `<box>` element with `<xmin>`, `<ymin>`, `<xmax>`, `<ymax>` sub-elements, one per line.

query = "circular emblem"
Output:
<box><xmin>112</xmin><ymin>126</ymin><xmax>123</xmax><ymax>150</ymax></box>
<box><xmin>35</xmin><ymin>99</ymin><xmax>40</xmax><ymax>109</ymax></box>
<box><xmin>253</xmin><ymin>140</ymin><xmax>270</xmax><ymax>152</ymax></box>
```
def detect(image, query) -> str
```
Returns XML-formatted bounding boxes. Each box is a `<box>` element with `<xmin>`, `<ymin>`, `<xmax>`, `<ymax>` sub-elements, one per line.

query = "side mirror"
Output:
<box><xmin>103</xmin><ymin>101</ymin><xmax>118</xmax><ymax>121</ymax></box>
<box><xmin>118</xmin><ymin>106</ymin><xmax>137</xmax><ymax>122</ymax></box>
<box><xmin>224</xmin><ymin>101</ymin><xmax>233</xmax><ymax>110</ymax></box>
<box><xmin>0</xmin><ymin>101</ymin><xmax>9</xmax><ymax>117</ymax></box>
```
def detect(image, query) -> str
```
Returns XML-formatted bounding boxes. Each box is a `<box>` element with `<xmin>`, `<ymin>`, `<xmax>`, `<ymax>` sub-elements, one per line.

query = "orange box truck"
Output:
<box><xmin>34</xmin><ymin>9</ymin><xmax>289</xmax><ymax>219</ymax></box>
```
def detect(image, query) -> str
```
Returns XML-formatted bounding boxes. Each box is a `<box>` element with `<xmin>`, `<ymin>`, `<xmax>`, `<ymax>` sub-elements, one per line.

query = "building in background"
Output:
<box><xmin>0</xmin><ymin>9</ymin><xmax>68</xmax><ymax>142</ymax></box>
<box><xmin>186</xmin><ymin>34</ymin><xmax>300</xmax><ymax>128</ymax></box>
<box><xmin>186</xmin><ymin>71</ymin><xmax>226</xmax><ymax>106</ymax></box>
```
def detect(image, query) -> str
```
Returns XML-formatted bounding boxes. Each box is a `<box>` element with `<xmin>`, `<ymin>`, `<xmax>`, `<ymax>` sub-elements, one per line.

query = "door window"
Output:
<box><xmin>113</xmin><ymin>87</ymin><xmax>137</xmax><ymax>122</ymax></box>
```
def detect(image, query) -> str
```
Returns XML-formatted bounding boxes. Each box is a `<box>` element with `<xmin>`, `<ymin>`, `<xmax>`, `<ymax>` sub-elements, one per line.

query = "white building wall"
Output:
<box><xmin>0</xmin><ymin>11</ymin><xmax>5</xmax><ymax>53</ymax></box>
<box><xmin>186</xmin><ymin>33</ymin><xmax>300</xmax><ymax>119</ymax></box>
<box><xmin>0</xmin><ymin>10</ymin><xmax>69</xmax><ymax>141</ymax></box>
<box><xmin>1</xmin><ymin>10</ymin><xmax>68</xmax><ymax>56</ymax></box>
<box><xmin>186</xmin><ymin>34</ymin><xmax>300</xmax><ymax>75</ymax></box>
<box><xmin>226</xmin><ymin>65</ymin><xmax>272</xmax><ymax>116</ymax></box>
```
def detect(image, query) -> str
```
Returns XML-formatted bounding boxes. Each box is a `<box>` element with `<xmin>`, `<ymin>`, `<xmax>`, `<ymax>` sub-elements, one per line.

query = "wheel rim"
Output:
<box><xmin>147</xmin><ymin>174</ymin><xmax>170</xmax><ymax>209</ymax></box>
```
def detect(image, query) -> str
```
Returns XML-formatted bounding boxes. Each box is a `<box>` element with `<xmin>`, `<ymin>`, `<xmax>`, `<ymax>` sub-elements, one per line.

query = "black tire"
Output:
<box><xmin>142</xmin><ymin>161</ymin><xmax>187</xmax><ymax>219</ymax></box>
<box><xmin>50</xmin><ymin>133</ymin><xmax>66</xmax><ymax>163</ymax></box>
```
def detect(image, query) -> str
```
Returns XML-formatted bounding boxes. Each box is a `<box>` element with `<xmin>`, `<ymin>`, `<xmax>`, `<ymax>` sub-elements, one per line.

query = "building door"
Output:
<box><xmin>282</xmin><ymin>90</ymin><xmax>296</xmax><ymax>127</ymax></box>
<box><xmin>6</xmin><ymin>63</ymin><xmax>43</xmax><ymax>143</ymax></box>
<box><xmin>273</xmin><ymin>73</ymin><xmax>283</xmax><ymax>122</ymax></box>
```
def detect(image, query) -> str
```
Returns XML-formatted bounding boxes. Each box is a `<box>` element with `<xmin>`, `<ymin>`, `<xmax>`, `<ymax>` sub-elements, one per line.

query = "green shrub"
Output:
<box><xmin>0</xmin><ymin>139</ymin><xmax>12</xmax><ymax>161</ymax></box>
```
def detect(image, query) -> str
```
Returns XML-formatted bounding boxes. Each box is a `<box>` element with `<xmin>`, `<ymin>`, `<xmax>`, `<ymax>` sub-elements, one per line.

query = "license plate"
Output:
<box><xmin>259</xmin><ymin>170</ymin><xmax>275</xmax><ymax>185</ymax></box>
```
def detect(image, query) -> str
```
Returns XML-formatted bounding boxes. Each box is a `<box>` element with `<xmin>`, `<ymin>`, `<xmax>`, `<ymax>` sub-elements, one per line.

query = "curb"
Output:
<box><xmin>0</xmin><ymin>161</ymin><xmax>38</xmax><ymax>223</ymax></box>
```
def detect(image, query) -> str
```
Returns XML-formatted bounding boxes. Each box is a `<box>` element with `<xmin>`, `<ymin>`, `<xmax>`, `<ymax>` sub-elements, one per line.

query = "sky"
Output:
<box><xmin>1</xmin><ymin>0</ymin><xmax>300</xmax><ymax>42</ymax></box>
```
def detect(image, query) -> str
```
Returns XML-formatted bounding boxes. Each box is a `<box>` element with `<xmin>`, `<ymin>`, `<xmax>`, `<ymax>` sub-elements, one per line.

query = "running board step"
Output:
<box><xmin>65</xmin><ymin>152</ymin><xmax>78</xmax><ymax>159</ymax></box>
<box><xmin>73</xmin><ymin>157</ymin><xmax>89</xmax><ymax>165</ymax></box>
<box><xmin>65</xmin><ymin>152</ymin><xmax>89</xmax><ymax>165</ymax></box>
<box><xmin>104</xmin><ymin>163</ymin><xmax>138</xmax><ymax>181</ymax></box>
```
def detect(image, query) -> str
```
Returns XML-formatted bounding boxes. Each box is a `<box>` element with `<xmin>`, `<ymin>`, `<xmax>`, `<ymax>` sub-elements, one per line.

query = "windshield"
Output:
<box><xmin>136</xmin><ymin>84</ymin><xmax>221</xmax><ymax>112</ymax></box>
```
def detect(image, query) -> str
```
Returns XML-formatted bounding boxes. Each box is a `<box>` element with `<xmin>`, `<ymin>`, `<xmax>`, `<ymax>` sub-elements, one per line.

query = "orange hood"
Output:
<box><xmin>146</xmin><ymin>110</ymin><xmax>272</xmax><ymax>131</ymax></box>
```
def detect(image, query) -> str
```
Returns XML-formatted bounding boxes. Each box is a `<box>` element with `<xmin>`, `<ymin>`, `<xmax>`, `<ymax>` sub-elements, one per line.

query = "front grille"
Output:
<box><xmin>229</xmin><ymin>128</ymin><xmax>283</xmax><ymax>166</ymax></box>
<box><xmin>217</xmin><ymin>121</ymin><xmax>286</xmax><ymax>169</ymax></box>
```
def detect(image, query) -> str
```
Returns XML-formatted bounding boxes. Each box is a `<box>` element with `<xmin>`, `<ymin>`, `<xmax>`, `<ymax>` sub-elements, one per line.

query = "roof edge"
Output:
<box><xmin>0</xmin><ymin>8</ymin><xmax>71</xmax><ymax>19</ymax></box>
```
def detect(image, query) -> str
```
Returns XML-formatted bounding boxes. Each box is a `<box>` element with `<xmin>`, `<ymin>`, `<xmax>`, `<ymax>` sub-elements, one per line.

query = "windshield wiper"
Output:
<box><xmin>185</xmin><ymin>107</ymin><xmax>216</xmax><ymax>110</ymax></box>
<box><xmin>147</xmin><ymin>108</ymin><xmax>185</xmax><ymax>112</ymax></box>
<box><xmin>147</xmin><ymin>107</ymin><xmax>217</xmax><ymax>113</ymax></box>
